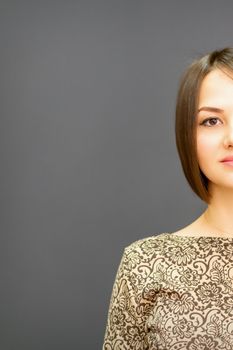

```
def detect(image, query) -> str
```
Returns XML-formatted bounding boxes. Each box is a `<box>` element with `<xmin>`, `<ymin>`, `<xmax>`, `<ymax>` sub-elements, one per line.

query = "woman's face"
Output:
<box><xmin>196</xmin><ymin>68</ymin><xmax>233</xmax><ymax>191</ymax></box>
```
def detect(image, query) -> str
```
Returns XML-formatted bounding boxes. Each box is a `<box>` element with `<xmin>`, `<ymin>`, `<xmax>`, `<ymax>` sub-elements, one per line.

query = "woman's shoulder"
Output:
<box><xmin>124</xmin><ymin>232</ymin><xmax>171</xmax><ymax>255</ymax></box>
<box><xmin>117</xmin><ymin>232</ymin><xmax>176</xmax><ymax>270</ymax></box>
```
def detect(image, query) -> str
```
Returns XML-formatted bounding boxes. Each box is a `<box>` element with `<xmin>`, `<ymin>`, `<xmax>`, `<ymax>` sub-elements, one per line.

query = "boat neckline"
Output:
<box><xmin>166</xmin><ymin>232</ymin><xmax>233</xmax><ymax>239</ymax></box>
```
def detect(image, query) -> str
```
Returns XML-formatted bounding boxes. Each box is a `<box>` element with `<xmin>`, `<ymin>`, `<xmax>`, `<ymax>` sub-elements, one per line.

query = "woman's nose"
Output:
<box><xmin>223</xmin><ymin>124</ymin><xmax>233</xmax><ymax>147</ymax></box>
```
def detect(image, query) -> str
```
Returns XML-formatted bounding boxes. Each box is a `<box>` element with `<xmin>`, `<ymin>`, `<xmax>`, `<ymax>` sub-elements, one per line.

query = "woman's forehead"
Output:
<box><xmin>198</xmin><ymin>68</ymin><xmax>233</xmax><ymax>107</ymax></box>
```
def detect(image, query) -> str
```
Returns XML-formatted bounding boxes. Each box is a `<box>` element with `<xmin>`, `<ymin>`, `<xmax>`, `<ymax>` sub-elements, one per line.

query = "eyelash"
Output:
<box><xmin>200</xmin><ymin>117</ymin><xmax>222</xmax><ymax>127</ymax></box>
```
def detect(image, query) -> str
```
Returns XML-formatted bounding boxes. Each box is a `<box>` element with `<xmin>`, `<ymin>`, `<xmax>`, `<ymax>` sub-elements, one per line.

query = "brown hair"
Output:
<box><xmin>175</xmin><ymin>47</ymin><xmax>233</xmax><ymax>204</ymax></box>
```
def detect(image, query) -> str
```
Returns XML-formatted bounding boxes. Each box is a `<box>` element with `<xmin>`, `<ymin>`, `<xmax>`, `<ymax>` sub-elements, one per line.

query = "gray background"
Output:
<box><xmin>0</xmin><ymin>1</ymin><xmax>232</xmax><ymax>349</ymax></box>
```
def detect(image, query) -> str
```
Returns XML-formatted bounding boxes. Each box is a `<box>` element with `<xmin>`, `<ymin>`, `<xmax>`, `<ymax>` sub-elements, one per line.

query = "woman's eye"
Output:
<box><xmin>200</xmin><ymin>117</ymin><xmax>221</xmax><ymax>127</ymax></box>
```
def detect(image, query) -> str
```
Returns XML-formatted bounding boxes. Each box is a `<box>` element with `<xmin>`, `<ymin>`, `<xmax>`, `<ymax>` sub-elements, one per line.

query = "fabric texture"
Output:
<box><xmin>102</xmin><ymin>232</ymin><xmax>233</xmax><ymax>349</ymax></box>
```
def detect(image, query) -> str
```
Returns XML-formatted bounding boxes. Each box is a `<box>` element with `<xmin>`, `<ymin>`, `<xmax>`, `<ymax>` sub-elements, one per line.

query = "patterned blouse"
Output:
<box><xmin>102</xmin><ymin>232</ymin><xmax>233</xmax><ymax>349</ymax></box>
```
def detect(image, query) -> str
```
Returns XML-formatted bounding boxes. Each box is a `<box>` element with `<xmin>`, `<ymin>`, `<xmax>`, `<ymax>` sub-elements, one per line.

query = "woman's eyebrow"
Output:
<box><xmin>198</xmin><ymin>106</ymin><xmax>224</xmax><ymax>113</ymax></box>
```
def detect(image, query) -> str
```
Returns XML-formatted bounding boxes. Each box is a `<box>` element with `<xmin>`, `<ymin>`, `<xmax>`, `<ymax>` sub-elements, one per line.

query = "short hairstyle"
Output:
<box><xmin>175</xmin><ymin>47</ymin><xmax>233</xmax><ymax>204</ymax></box>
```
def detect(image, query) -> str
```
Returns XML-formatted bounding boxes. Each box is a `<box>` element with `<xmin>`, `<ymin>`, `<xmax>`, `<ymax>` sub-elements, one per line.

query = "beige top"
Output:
<box><xmin>102</xmin><ymin>232</ymin><xmax>233</xmax><ymax>349</ymax></box>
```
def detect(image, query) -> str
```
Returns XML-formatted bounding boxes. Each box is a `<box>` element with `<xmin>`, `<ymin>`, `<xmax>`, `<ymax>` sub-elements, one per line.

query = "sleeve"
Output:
<box><xmin>102</xmin><ymin>247</ymin><xmax>148</xmax><ymax>350</ymax></box>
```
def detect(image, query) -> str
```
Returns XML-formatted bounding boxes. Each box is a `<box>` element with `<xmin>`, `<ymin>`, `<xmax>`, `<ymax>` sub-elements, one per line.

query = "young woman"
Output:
<box><xmin>102</xmin><ymin>47</ymin><xmax>233</xmax><ymax>349</ymax></box>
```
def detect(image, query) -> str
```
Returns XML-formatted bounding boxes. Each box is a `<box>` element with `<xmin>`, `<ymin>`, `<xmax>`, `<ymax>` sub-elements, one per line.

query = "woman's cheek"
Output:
<box><xmin>196</xmin><ymin>133</ymin><xmax>218</xmax><ymax>169</ymax></box>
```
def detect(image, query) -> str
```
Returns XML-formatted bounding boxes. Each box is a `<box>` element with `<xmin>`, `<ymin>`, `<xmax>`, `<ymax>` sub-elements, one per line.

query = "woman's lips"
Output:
<box><xmin>221</xmin><ymin>156</ymin><xmax>233</xmax><ymax>162</ymax></box>
<box><xmin>221</xmin><ymin>160</ymin><xmax>233</xmax><ymax>166</ymax></box>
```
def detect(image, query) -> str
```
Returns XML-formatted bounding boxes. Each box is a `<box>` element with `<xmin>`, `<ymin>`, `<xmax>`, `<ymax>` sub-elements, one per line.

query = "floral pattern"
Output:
<box><xmin>102</xmin><ymin>233</ymin><xmax>233</xmax><ymax>349</ymax></box>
